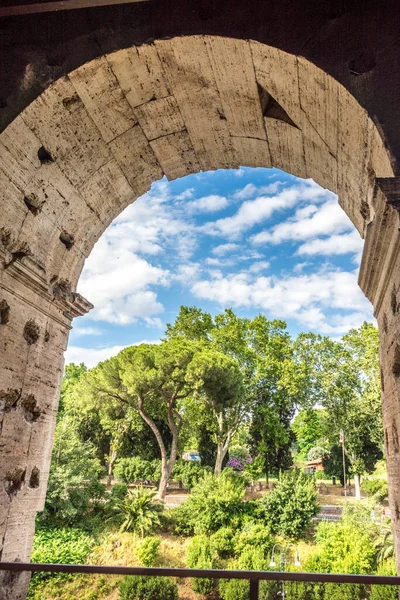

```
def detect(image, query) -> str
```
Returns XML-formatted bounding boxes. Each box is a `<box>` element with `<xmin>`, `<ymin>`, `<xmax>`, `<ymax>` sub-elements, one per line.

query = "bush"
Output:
<box><xmin>219</xmin><ymin>579</ymin><xmax>249</xmax><ymax>600</ymax></box>
<box><xmin>30</xmin><ymin>528</ymin><xmax>93</xmax><ymax>586</ymax></box>
<box><xmin>168</xmin><ymin>503</ymin><xmax>195</xmax><ymax>536</ymax></box>
<box><xmin>234</xmin><ymin>523</ymin><xmax>273</xmax><ymax>558</ymax></box>
<box><xmin>136</xmin><ymin>536</ymin><xmax>161</xmax><ymax>566</ymax></box>
<box><xmin>210</xmin><ymin>527</ymin><xmax>235</xmax><ymax>559</ymax></box>
<box><xmin>180</xmin><ymin>471</ymin><xmax>246</xmax><ymax>534</ymax></box>
<box><xmin>111</xmin><ymin>483</ymin><xmax>129</xmax><ymax>500</ymax></box>
<box><xmin>172</xmin><ymin>460</ymin><xmax>211</xmax><ymax>489</ymax></box>
<box><xmin>186</xmin><ymin>535</ymin><xmax>218</xmax><ymax>595</ymax></box>
<box><xmin>114</xmin><ymin>458</ymin><xmax>161</xmax><ymax>484</ymax></box>
<box><xmin>109</xmin><ymin>487</ymin><xmax>163</xmax><ymax>535</ymax></box>
<box><xmin>260</xmin><ymin>469</ymin><xmax>319</xmax><ymax>538</ymax></box>
<box><xmin>361</xmin><ymin>479</ymin><xmax>388</xmax><ymax>501</ymax></box>
<box><xmin>119</xmin><ymin>576</ymin><xmax>178</xmax><ymax>600</ymax></box>
<box><xmin>370</xmin><ymin>560</ymin><xmax>398</xmax><ymax>600</ymax></box>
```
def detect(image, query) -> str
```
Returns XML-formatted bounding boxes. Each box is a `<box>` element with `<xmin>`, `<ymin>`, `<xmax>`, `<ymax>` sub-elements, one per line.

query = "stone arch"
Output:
<box><xmin>1</xmin><ymin>35</ymin><xmax>400</xmax><ymax>596</ymax></box>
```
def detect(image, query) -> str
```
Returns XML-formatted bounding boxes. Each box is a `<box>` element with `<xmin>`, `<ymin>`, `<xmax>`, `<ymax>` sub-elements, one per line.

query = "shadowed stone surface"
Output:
<box><xmin>0</xmin><ymin>26</ymin><xmax>400</xmax><ymax>599</ymax></box>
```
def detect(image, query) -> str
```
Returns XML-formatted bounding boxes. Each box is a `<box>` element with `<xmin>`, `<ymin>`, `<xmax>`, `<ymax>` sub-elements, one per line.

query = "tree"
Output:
<box><xmin>292</xmin><ymin>409</ymin><xmax>325</xmax><ymax>459</ymax></box>
<box><xmin>292</xmin><ymin>325</ymin><xmax>383</xmax><ymax>499</ymax></box>
<box><xmin>188</xmin><ymin>348</ymin><xmax>245</xmax><ymax>474</ymax></box>
<box><xmin>39</xmin><ymin>414</ymin><xmax>104</xmax><ymax>526</ymax></box>
<box><xmin>59</xmin><ymin>362</ymin><xmax>87</xmax><ymax>416</ymax></box>
<box><xmin>83</xmin><ymin>339</ymin><xmax>198</xmax><ymax>499</ymax></box>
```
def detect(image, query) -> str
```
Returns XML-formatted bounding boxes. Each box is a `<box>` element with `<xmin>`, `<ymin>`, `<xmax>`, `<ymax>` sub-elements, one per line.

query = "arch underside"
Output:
<box><xmin>1</xmin><ymin>34</ymin><xmax>400</xmax><ymax>597</ymax></box>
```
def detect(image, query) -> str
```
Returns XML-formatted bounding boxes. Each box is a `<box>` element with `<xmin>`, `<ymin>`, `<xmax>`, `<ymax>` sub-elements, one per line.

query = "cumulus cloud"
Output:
<box><xmin>252</xmin><ymin>198</ymin><xmax>352</xmax><ymax>245</ymax></box>
<box><xmin>191</xmin><ymin>267</ymin><xmax>372</xmax><ymax>334</ymax></box>
<box><xmin>202</xmin><ymin>180</ymin><xmax>333</xmax><ymax>239</ymax></box>
<box><xmin>297</xmin><ymin>231</ymin><xmax>363</xmax><ymax>257</ymax></box>
<box><xmin>212</xmin><ymin>243</ymin><xmax>241</xmax><ymax>256</ymax></box>
<box><xmin>232</xmin><ymin>182</ymin><xmax>281</xmax><ymax>201</ymax></box>
<box><xmin>188</xmin><ymin>194</ymin><xmax>229</xmax><ymax>213</ymax></box>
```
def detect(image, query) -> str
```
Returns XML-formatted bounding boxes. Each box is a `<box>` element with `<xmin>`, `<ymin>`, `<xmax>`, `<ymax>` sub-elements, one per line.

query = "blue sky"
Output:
<box><xmin>66</xmin><ymin>167</ymin><xmax>373</xmax><ymax>368</ymax></box>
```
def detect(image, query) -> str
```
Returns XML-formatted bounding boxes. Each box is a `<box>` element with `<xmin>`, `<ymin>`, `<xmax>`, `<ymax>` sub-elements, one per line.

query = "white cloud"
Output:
<box><xmin>72</xmin><ymin>326</ymin><xmax>103</xmax><ymax>336</ymax></box>
<box><xmin>249</xmin><ymin>261</ymin><xmax>270</xmax><ymax>273</ymax></box>
<box><xmin>65</xmin><ymin>340</ymin><xmax>160</xmax><ymax>369</ymax></box>
<box><xmin>212</xmin><ymin>243</ymin><xmax>241</xmax><ymax>256</ymax></box>
<box><xmin>233</xmin><ymin>182</ymin><xmax>281</xmax><ymax>201</ymax></box>
<box><xmin>234</xmin><ymin>167</ymin><xmax>245</xmax><ymax>177</ymax></box>
<box><xmin>191</xmin><ymin>267</ymin><xmax>372</xmax><ymax>334</ymax></box>
<box><xmin>188</xmin><ymin>195</ymin><xmax>229</xmax><ymax>213</ymax></box>
<box><xmin>297</xmin><ymin>231</ymin><xmax>363</xmax><ymax>257</ymax></box>
<box><xmin>252</xmin><ymin>198</ymin><xmax>352</xmax><ymax>246</ymax></box>
<box><xmin>78</xmin><ymin>236</ymin><xmax>169</xmax><ymax>324</ymax></box>
<box><xmin>202</xmin><ymin>180</ymin><xmax>332</xmax><ymax>239</ymax></box>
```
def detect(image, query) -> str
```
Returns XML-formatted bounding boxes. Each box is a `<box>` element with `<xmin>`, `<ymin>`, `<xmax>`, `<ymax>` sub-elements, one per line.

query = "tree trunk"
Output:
<box><xmin>107</xmin><ymin>448</ymin><xmax>117</xmax><ymax>487</ymax></box>
<box><xmin>214</xmin><ymin>443</ymin><xmax>227</xmax><ymax>475</ymax></box>
<box><xmin>354</xmin><ymin>473</ymin><xmax>361</xmax><ymax>500</ymax></box>
<box><xmin>158</xmin><ymin>457</ymin><xmax>170</xmax><ymax>500</ymax></box>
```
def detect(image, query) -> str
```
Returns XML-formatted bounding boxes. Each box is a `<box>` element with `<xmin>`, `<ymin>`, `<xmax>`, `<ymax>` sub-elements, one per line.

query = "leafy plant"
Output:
<box><xmin>375</xmin><ymin>531</ymin><xmax>395</xmax><ymax>564</ymax></box>
<box><xmin>260</xmin><ymin>469</ymin><xmax>319</xmax><ymax>538</ymax></box>
<box><xmin>109</xmin><ymin>487</ymin><xmax>163</xmax><ymax>536</ymax></box>
<box><xmin>119</xmin><ymin>576</ymin><xmax>178</xmax><ymax>600</ymax></box>
<box><xmin>210</xmin><ymin>527</ymin><xmax>235</xmax><ymax>559</ymax></box>
<box><xmin>186</xmin><ymin>535</ymin><xmax>218</xmax><ymax>595</ymax></box>
<box><xmin>136</xmin><ymin>536</ymin><xmax>161</xmax><ymax>567</ymax></box>
<box><xmin>29</xmin><ymin>528</ymin><xmax>93</xmax><ymax>588</ymax></box>
<box><xmin>114</xmin><ymin>457</ymin><xmax>161</xmax><ymax>484</ymax></box>
<box><xmin>234</xmin><ymin>523</ymin><xmax>273</xmax><ymax>558</ymax></box>
<box><xmin>171</xmin><ymin>460</ymin><xmax>211</xmax><ymax>489</ymax></box>
<box><xmin>370</xmin><ymin>560</ymin><xmax>398</xmax><ymax>600</ymax></box>
<box><xmin>361</xmin><ymin>478</ymin><xmax>388</xmax><ymax>502</ymax></box>
<box><xmin>180</xmin><ymin>471</ymin><xmax>246</xmax><ymax>534</ymax></box>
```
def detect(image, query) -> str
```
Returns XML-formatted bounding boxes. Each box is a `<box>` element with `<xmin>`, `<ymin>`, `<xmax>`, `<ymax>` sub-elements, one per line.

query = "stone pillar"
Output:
<box><xmin>360</xmin><ymin>180</ymin><xmax>400</xmax><ymax>572</ymax></box>
<box><xmin>0</xmin><ymin>252</ymin><xmax>92</xmax><ymax>600</ymax></box>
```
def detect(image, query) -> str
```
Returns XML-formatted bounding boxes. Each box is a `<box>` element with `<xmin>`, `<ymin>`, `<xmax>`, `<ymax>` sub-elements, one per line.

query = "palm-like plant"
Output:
<box><xmin>110</xmin><ymin>486</ymin><xmax>163</xmax><ymax>537</ymax></box>
<box><xmin>375</xmin><ymin>530</ymin><xmax>395</xmax><ymax>563</ymax></box>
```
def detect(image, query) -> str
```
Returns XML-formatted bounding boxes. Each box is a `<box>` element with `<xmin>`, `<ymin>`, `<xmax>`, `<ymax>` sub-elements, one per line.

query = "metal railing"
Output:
<box><xmin>1</xmin><ymin>562</ymin><xmax>400</xmax><ymax>600</ymax></box>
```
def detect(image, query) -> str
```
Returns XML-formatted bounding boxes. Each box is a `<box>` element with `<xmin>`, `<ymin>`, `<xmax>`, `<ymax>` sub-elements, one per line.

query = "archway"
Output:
<box><xmin>0</xmin><ymin>35</ymin><xmax>399</xmax><ymax>598</ymax></box>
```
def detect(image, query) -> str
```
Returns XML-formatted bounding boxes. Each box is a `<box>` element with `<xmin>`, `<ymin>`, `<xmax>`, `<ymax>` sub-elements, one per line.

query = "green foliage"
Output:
<box><xmin>109</xmin><ymin>487</ymin><xmax>163</xmax><ymax>536</ymax></box>
<box><xmin>119</xmin><ymin>576</ymin><xmax>178</xmax><ymax>600</ymax></box>
<box><xmin>307</xmin><ymin>447</ymin><xmax>326</xmax><ymax>462</ymax></box>
<box><xmin>361</xmin><ymin>478</ymin><xmax>389</xmax><ymax>501</ymax></box>
<box><xmin>375</xmin><ymin>531</ymin><xmax>395</xmax><ymax>564</ymax></box>
<box><xmin>180</xmin><ymin>471</ymin><xmax>246</xmax><ymax>534</ymax></box>
<box><xmin>292</xmin><ymin>409</ymin><xmax>324</xmax><ymax>458</ymax></box>
<box><xmin>306</xmin><ymin>518</ymin><xmax>376</xmax><ymax>575</ymax></box>
<box><xmin>219</xmin><ymin>579</ymin><xmax>250</xmax><ymax>600</ymax></box>
<box><xmin>114</xmin><ymin>457</ymin><xmax>161</xmax><ymax>483</ymax></box>
<box><xmin>136</xmin><ymin>536</ymin><xmax>161</xmax><ymax>566</ymax></box>
<box><xmin>370</xmin><ymin>560</ymin><xmax>398</xmax><ymax>600</ymax></box>
<box><xmin>186</xmin><ymin>535</ymin><xmax>218</xmax><ymax>595</ymax></box>
<box><xmin>111</xmin><ymin>483</ymin><xmax>129</xmax><ymax>500</ymax></box>
<box><xmin>168</xmin><ymin>503</ymin><xmax>195</xmax><ymax>536</ymax></box>
<box><xmin>210</xmin><ymin>527</ymin><xmax>235</xmax><ymax>559</ymax></box>
<box><xmin>38</xmin><ymin>415</ymin><xmax>105</xmax><ymax>528</ymax></box>
<box><xmin>260</xmin><ymin>470</ymin><xmax>319</xmax><ymax>538</ymax></box>
<box><xmin>30</xmin><ymin>528</ymin><xmax>93</xmax><ymax>587</ymax></box>
<box><xmin>171</xmin><ymin>460</ymin><xmax>211</xmax><ymax>488</ymax></box>
<box><xmin>233</xmin><ymin>523</ymin><xmax>273</xmax><ymax>558</ymax></box>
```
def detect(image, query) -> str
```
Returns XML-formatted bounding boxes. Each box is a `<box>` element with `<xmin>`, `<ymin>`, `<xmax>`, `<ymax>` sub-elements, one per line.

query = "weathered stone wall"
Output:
<box><xmin>0</xmin><ymin>35</ymin><xmax>398</xmax><ymax>597</ymax></box>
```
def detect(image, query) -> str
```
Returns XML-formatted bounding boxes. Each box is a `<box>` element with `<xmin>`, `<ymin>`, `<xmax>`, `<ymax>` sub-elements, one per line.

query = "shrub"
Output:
<box><xmin>111</xmin><ymin>483</ymin><xmax>129</xmax><ymax>500</ymax></box>
<box><xmin>119</xmin><ymin>576</ymin><xmax>178</xmax><ymax>600</ymax></box>
<box><xmin>234</xmin><ymin>523</ymin><xmax>273</xmax><ymax>558</ymax></box>
<box><xmin>219</xmin><ymin>579</ymin><xmax>249</xmax><ymax>600</ymax></box>
<box><xmin>136</xmin><ymin>536</ymin><xmax>161</xmax><ymax>566</ymax></box>
<box><xmin>168</xmin><ymin>502</ymin><xmax>195</xmax><ymax>536</ymax></box>
<box><xmin>171</xmin><ymin>460</ymin><xmax>211</xmax><ymax>489</ymax></box>
<box><xmin>370</xmin><ymin>560</ymin><xmax>398</xmax><ymax>600</ymax></box>
<box><xmin>260</xmin><ymin>469</ymin><xmax>319</xmax><ymax>538</ymax></box>
<box><xmin>109</xmin><ymin>487</ymin><xmax>163</xmax><ymax>536</ymax></box>
<box><xmin>237</xmin><ymin>546</ymin><xmax>267</xmax><ymax>570</ymax></box>
<box><xmin>180</xmin><ymin>471</ymin><xmax>246</xmax><ymax>534</ymax></box>
<box><xmin>30</xmin><ymin>528</ymin><xmax>93</xmax><ymax>586</ymax></box>
<box><xmin>186</xmin><ymin>535</ymin><xmax>218</xmax><ymax>595</ymax></box>
<box><xmin>361</xmin><ymin>479</ymin><xmax>388</xmax><ymax>501</ymax></box>
<box><xmin>210</xmin><ymin>527</ymin><xmax>235</xmax><ymax>559</ymax></box>
<box><xmin>114</xmin><ymin>458</ymin><xmax>160</xmax><ymax>484</ymax></box>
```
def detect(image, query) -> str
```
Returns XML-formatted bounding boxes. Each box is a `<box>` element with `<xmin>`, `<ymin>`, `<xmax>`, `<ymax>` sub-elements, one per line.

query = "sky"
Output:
<box><xmin>65</xmin><ymin>167</ymin><xmax>373</xmax><ymax>368</ymax></box>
